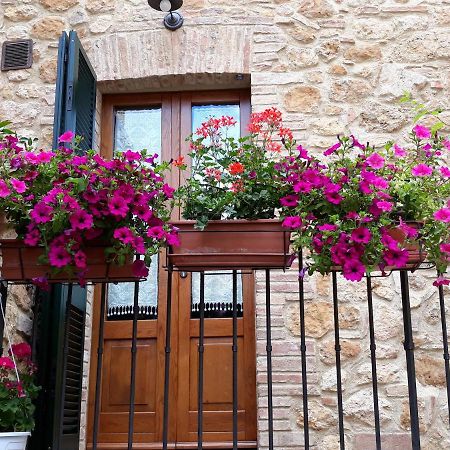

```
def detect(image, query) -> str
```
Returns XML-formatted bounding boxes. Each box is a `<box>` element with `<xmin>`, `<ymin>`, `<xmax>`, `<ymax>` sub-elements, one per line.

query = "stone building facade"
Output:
<box><xmin>0</xmin><ymin>0</ymin><xmax>450</xmax><ymax>449</ymax></box>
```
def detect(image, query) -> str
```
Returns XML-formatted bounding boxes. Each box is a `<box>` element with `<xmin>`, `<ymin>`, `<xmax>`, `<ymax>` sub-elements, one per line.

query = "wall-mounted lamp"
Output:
<box><xmin>148</xmin><ymin>0</ymin><xmax>184</xmax><ymax>31</ymax></box>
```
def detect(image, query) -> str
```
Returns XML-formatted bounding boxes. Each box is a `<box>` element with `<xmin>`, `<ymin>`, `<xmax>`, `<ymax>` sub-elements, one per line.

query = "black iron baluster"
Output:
<box><xmin>265</xmin><ymin>269</ymin><xmax>274</xmax><ymax>450</ymax></box>
<box><xmin>399</xmin><ymin>270</ymin><xmax>420</xmax><ymax>450</ymax></box>
<box><xmin>92</xmin><ymin>283</ymin><xmax>107</xmax><ymax>450</ymax></box>
<box><xmin>298</xmin><ymin>252</ymin><xmax>309</xmax><ymax>449</ymax></box>
<box><xmin>127</xmin><ymin>279</ymin><xmax>140</xmax><ymax>450</ymax></box>
<box><xmin>198</xmin><ymin>272</ymin><xmax>206</xmax><ymax>450</ymax></box>
<box><xmin>438</xmin><ymin>282</ymin><xmax>450</xmax><ymax>426</ymax></box>
<box><xmin>232</xmin><ymin>270</ymin><xmax>238</xmax><ymax>450</ymax></box>
<box><xmin>366</xmin><ymin>276</ymin><xmax>381</xmax><ymax>450</ymax></box>
<box><xmin>162</xmin><ymin>265</ymin><xmax>173</xmax><ymax>450</ymax></box>
<box><xmin>0</xmin><ymin>281</ymin><xmax>7</xmax><ymax>355</ymax></box>
<box><xmin>332</xmin><ymin>272</ymin><xmax>345</xmax><ymax>450</ymax></box>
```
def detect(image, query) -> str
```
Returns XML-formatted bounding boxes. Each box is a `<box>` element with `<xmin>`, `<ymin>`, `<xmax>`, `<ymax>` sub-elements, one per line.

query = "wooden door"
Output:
<box><xmin>87</xmin><ymin>90</ymin><xmax>256</xmax><ymax>449</ymax></box>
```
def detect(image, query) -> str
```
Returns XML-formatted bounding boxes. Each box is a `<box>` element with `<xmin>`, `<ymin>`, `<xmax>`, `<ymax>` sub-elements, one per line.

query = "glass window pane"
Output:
<box><xmin>114</xmin><ymin>108</ymin><xmax>162</xmax><ymax>162</ymax></box>
<box><xmin>107</xmin><ymin>108</ymin><xmax>162</xmax><ymax>320</ymax></box>
<box><xmin>192</xmin><ymin>104</ymin><xmax>240</xmax><ymax>143</ymax></box>
<box><xmin>191</xmin><ymin>271</ymin><xmax>243</xmax><ymax>318</ymax></box>
<box><xmin>190</xmin><ymin>104</ymin><xmax>244</xmax><ymax>317</ymax></box>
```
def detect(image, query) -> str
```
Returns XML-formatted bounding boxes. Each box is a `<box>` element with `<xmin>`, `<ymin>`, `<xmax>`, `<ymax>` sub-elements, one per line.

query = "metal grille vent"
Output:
<box><xmin>1</xmin><ymin>39</ymin><xmax>33</xmax><ymax>71</ymax></box>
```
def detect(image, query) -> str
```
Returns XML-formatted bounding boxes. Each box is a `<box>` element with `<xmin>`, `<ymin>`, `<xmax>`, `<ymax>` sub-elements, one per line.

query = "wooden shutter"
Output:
<box><xmin>30</xmin><ymin>30</ymin><xmax>96</xmax><ymax>450</ymax></box>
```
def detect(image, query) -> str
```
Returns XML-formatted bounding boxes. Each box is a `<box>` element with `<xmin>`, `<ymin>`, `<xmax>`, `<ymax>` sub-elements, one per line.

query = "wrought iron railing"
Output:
<box><xmin>0</xmin><ymin>254</ymin><xmax>449</xmax><ymax>450</ymax></box>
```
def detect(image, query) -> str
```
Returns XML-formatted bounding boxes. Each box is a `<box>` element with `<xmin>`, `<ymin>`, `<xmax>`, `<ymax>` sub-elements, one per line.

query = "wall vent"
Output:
<box><xmin>1</xmin><ymin>39</ymin><xmax>33</xmax><ymax>71</ymax></box>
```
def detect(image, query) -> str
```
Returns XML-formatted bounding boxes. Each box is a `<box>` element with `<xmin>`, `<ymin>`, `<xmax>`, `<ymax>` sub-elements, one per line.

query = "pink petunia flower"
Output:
<box><xmin>58</xmin><ymin>130</ymin><xmax>75</xmax><ymax>143</ymax></box>
<box><xmin>383</xmin><ymin>249</ymin><xmax>409</xmax><ymax>268</ymax></box>
<box><xmin>11</xmin><ymin>178</ymin><xmax>26</xmax><ymax>194</ymax></box>
<box><xmin>440</xmin><ymin>243</ymin><xmax>450</xmax><ymax>254</ymax></box>
<box><xmin>133</xmin><ymin>236</ymin><xmax>146</xmax><ymax>254</ymax></box>
<box><xmin>48</xmin><ymin>245</ymin><xmax>72</xmax><ymax>268</ymax></box>
<box><xmin>366</xmin><ymin>153</ymin><xmax>385</xmax><ymax>169</ymax></box>
<box><xmin>108</xmin><ymin>195</ymin><xmax>129</xmax><ymax>217</ymax></box>
<box><xmin>433</xmin><ymin>276</ymin><xmax>450</xmax><ymax>287</ymax></box>
<box><xmin>324</xmin><ymin>142</ymin><xmax>341</xmax><ymax>156</ymax></box>
<box><xmin>280</xmin><ymin>195</ymin><xmax>298</xmax><ymax>207</ymax></box>
<box><xmin>342</xmin><ymin>259</ymin><xmax>366</xmax><ymax>282</ymax></box>
<box><xmin>30</xmin><ymin>203</ymin><xmax>53</xmax><ymax>224</ymax></box>
<box><xmin>70</xmin><ymin>210</ymin><xmax>94</xmax><ymax>230</ymax></box>
<box><xmin>282</xmin><ymin>216</ymin><xmax>302</xmax><ymax>229</ymax></box>
<box><xmin>32</xmin><ymin>277</ymin><xmax>50</xmax><ymax>291</ymax></box>
<box><xmin>440</xmin><ymin>167</ymin><xmax>450</xmax><ymax>178</ymax></box>
<box><xmin>10</xmin><ymin>342</ymin><xmax>31</xmax><ymax>359</ymax></box>
<box><xmin>411</xmin><ymin>164</ymin><xmax>433</xmax><ymax>177</ymax></box>
<box><xmin>113</xmin><ymin>226</ymin><xmax>135</xmax><ymax>244</ymax></box>
<box><xmin>394</xmin><ymin>144</ymin><xmax>407</xmax><ymax>157</ymax></box>
<box><xmin>375</xmin><ymin>200</ymin><xmax>393</xmax><ymax>212</ymax></box>
<box><xmin>24</xmin><ymin>228</ymin><xmax>40</xmax><ymax>246</ymax></box>
<box><xmin>318</xmin><ymin>224</ymin><xmax>337</xmax><ymax>232</ymax></box>
<box><xmin>443</xmin><ymin>139</ymin><xmax>450</xmax><ymax>150</ymax></box>
<box><xmin>147</xmin><ymin>226</ymin><xmax>165</xmax><ymax>240</ymax></box>
<box><xmin>0</xmin><ymin>356</ymin><xmax>15</xmax><ymax>370</ymax></box>
<box><xmin>74</xmin><ymin>250</ymin><xmax>87</xmax><ymax>269</ymax></box>
<box><xmin>351</xmin><ymin>227</ymin><xmax>372</xmax><ymax>244</ymax></box>
<box><xmin>413</xmin><ymin>124</ymin><xmax>431</xmax><ymax>139</ymax></box>
<box><xmin>132</xmin><ymin>260</ymin><xmax>149</xmax><ymax>278</ymax></box>
<box><xmin>0</xmin><ymin>180</ymin><xmax>11</xmax><ymax>197</ymax></box>
<box><xmin>434</xmin><ymin>208</ymin><xmax>450</xmax><ymax>223</ymax></box>
<box><xmin>163</xmin><ymin>184</ymin><xmax>175</xmax><ymax>199</ymax></box>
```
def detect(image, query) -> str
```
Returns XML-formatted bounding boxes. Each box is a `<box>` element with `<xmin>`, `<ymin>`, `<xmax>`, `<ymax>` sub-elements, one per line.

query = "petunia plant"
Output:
<box><xmin>0</xmin><ymin>122</ymin><xmax>178</xmax><ymax>285</ymax></box>
<box><xmin>177</xmin><ymin>107</ymin><xmax>293</xmax><ymax>229</ymax></box>
<box><xmin>0</xmin><ymin>342</ymin><xmax>39</xmax><ymax>432</ymax></box>
<box><xmin>279</xmin><ymin>121</ymin><xmax>450</xmax><ymax>284</ymax></box>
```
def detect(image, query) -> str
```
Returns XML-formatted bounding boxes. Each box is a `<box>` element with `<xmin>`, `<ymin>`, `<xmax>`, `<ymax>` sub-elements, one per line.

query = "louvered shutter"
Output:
<box><xmin>30</xmin><ymin>30</ymin><xmax>96</xmax><ymax>450</ymax></box>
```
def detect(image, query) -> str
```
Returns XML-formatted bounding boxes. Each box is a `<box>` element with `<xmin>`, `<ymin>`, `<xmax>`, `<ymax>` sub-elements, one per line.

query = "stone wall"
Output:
<box><xmin>0</xmin><ymin>0</ymin><xmax>449</xmax><ymax>449</ymax></box>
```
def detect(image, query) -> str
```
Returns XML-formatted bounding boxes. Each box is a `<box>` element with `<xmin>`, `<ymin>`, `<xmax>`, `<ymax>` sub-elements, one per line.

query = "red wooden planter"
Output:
<box><xmin>0</xmin><ymin>239</ymin><xmax>138</xmax><ymax>283</ymax></box>
<box><xmin>167</xmin><ymin>219</ymin><xmax>292</xmax><ymax>271</ymax></box>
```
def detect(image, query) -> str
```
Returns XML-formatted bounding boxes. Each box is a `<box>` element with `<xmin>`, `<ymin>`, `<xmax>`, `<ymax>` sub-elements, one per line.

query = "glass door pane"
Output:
<box><xmin>107</xmin><ymin>108</ymin><xmax>162</xmax><ymax>321</ymax></box>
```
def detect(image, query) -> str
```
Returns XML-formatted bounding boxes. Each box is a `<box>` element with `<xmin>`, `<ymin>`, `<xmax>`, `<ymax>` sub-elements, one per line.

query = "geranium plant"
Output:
<box><xmin>178</xmin><ymin>107</ymin><xmax>293</xmax><ymax>229</ymax></box>
<box><xmin>279</xmin><ymin>121</ymin><xmax>450</xmax><ymax>283</ymax></box>
<box><xmin>0</xmin><ymin>342</ymin><xmax>39</xmax><ymax>432</ymax></box>
<box><xmin>0</xmin><ymin>122</ymin><xmax>178</xmax><ymax>284</ymax></box>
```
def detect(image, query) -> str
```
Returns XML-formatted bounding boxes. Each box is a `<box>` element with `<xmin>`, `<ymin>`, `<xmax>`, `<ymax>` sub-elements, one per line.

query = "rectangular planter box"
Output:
<box><xmin>0</xmin><ymin>239</ymin><xmax>138</xmax><ymax>283</ymax></box>
<box><xmin>167</xmin><ymin>219</ymin><xmax>292</xmax><ymax>271</ymax></box>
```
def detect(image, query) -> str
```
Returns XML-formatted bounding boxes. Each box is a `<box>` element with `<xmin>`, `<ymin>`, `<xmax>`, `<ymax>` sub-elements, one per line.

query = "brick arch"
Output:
<box><xmin>88</xmin><ymin>27</ymin><xmax>252</xmax><ymax>91</ymax></box>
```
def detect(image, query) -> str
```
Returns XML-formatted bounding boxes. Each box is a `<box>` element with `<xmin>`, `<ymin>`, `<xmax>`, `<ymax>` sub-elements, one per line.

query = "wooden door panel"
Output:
<box><xmin>102</xmin><ymin>340</ymin><xmax>157</xmax><ymax>410</ymax></box>
<box><xmin>188</xmin><ymin>336</ymin><xmax>245</xmax><ymax>408</ymax></box>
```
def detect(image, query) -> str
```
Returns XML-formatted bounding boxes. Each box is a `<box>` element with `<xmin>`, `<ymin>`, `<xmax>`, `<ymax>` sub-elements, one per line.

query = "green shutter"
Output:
<box><xmin>30</xmin><ymin>30</ymin><xmax>97</xmax><ymax>450</ymax></box>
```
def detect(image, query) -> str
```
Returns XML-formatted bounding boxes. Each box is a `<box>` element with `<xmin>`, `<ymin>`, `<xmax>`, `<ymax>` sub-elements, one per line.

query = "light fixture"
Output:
<box><xmin>148</xmin><ymin>0</ymin><xmax>184</xmax><ymax>31</ymax></box>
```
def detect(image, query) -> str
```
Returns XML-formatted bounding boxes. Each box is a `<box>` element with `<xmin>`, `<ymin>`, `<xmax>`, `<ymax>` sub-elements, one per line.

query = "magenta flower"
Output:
<box><xmin>413</xmin><ymin>124</ymin><xmax>431</xmax><ymax>139</ymax></box>
<box><xmin>163</xmin><ymin>184</ymin><xmax>175</xmax><ymax>199</ymax></box>
<box><xmin>346</xmin><ymin>212</ymin><xmax>359</xmax><ymax>220</ymax></box>
<box><xmin>383</xmin><ymin>249</ymin><xmax>409</xmax><ymax>268</ymax></box>
<box><xmin>351</xmin><ymin>227</ymin><xmax>372</xmax><ymax>244</ymax></box>
<box><xmin>0</xmin><ymin>356</ymin><xmax>15</xmax><ymax>370</ymax></box>
<box><xmin>366</xmin><ymin>153</ymin><xmax>385</xmax><ymax>169</ymax></box>
<box><xmin>394</xmin><ymin>144</ymin><xmax>407</xmax><ymax>157</ymax></box>
<box><xmin>318</xmin><ymin>224</ymin><xmax>337</xmax><ymax>232</ymax></box>
<box><xmin>324</xmin><ymin>184</ymin><xmax>343</xmax><ymax>205</ymax></box>
<box><xmin>375</xmin><ymin>200</ymin><xmax>393</xmax><ymax>212</ymax></box>
<box><xmin>24</xmin><ymin>228</ymin><xmax>40</xmax><ymax>246</ymax></box>
<box><xmin>411</xmin><ymin>164</ymin><xmax>433</xmax><ymax>177</ymax></box>
<box><xmin>123</xmin><ymin>150</ymin><xmax>142</xmax><ymax>161</ymax></box>
<box><xmin>351</xmin><ymin>135</ymin><xmax>365</xmax><ymax>150</ymax></box>
<box><xmin>440</xmin><ymin>243</ymin><xmax>450</xmax><ymax>254</ymax></box>
<box><xmin>342</xmin><ymin>259</ymin><xmax>366</xmax><ymax>282</ymax></box>
<box><xmin>293</xmin><ymin>181</ymin><xmax>313</xmax><ymax>193</ymax></box>
<box><xmin>434</xmin><ymin>208</ymin><xmax>450</xmax><ymax>223</ymax></box>
<box><xmin>280</xmin><ymin>195</ymin><xmax>298</xmax><ymax>207</ymax></box>
<box><xmin>58</xmin><ymin>130</ymin><xmax>75</xmax><ymax>143</ymax></box>
<box><xmin>398</xmin><ymin>220</ymin><xmax>418</xmax><ymax>239</ymax></box>
<box><xmin>74</xmin><ymin>250</ymin><xmax>87</xmax><ymax>269</ymax></box>
<box><xmin>433</xmin><ymin>276</ymin><xmax>450</xmax><ymax>287</ymax></box>
<box><xmin>282</xmin><ymin>216</ymin><xmax>302</xmax><ymax>229</ymax></box>
<box><xmin>443</xmin><ymin>139</ymin><xmax>450</xmax><ymax>150</ymax></box>
<box><xmin>324</xmin><ymin>142</ymin><xmax>341</xmax><ymax>156</ymax></box>
<box><xmin>32</xmin><ymin>277</ymin><xmax>50</xmax><ymax>291</ymax></box>
<box><xmin>48</xmin><ymin>245</ymin><xmax>72</xmax><ymax>268</ymax></box>
<box><xmin>132</xmin><ymin>260</ymin><xmax>149</xmax><ymax>278</ymax></box>
<box><xmin>147</xmin><ymin>226</ymin><xmax>165</xmax><ymax>239</ymax></box>
<box><xmin>113</xmin><ymin>226</ymin><xmax>135</xmax><ymax>244</ymax></box>
<box><xmin>297</xmin><ymin>145</ymin><xmax>311</xmax><ymax>160</ymax></box>
<box><xmin>37</xmin><ymin>151</ymin><xmax>55</xmax><ymax>163</ymax></box>
<box><xmin>132</xmin><ymin>204</ymin><xmax>153</xmax><ymax>222</ymax></box>
<box><xmin>11</xmin><ymin>178</ymin><xmax>26</xmax><ymax>194</ymax></box>
<box><xmin>30</xmin><ymin>203</ymin><xmax>53</xmax><ymax>224</ymax></box>
<box><xmin>70</xmin><ymin>210</ymin><xmax>93</xmax><ymax>230</ymax></box>
<box><xmin>166</xmin><ymin>232</ymin><xmax>181</xmax><ymax>246</ymax></box>
<box><xmin>133</xmin><ymin>236</ymin><xmax>146</xmax><ymax>254</ymax></box>
<box><xmin>0</xmin><ymin>180</ymin><xmax>11</xmax><ymax>198</ymax></box>
<box><xmin>108</xmin><ymin>195</ymin><xmax>128</xmax><ymax>217</ymax></box>
<box><xmin>440</xmin><ymin>167</ymin><xmax>450</xmax><ymax>178</ymax></box>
